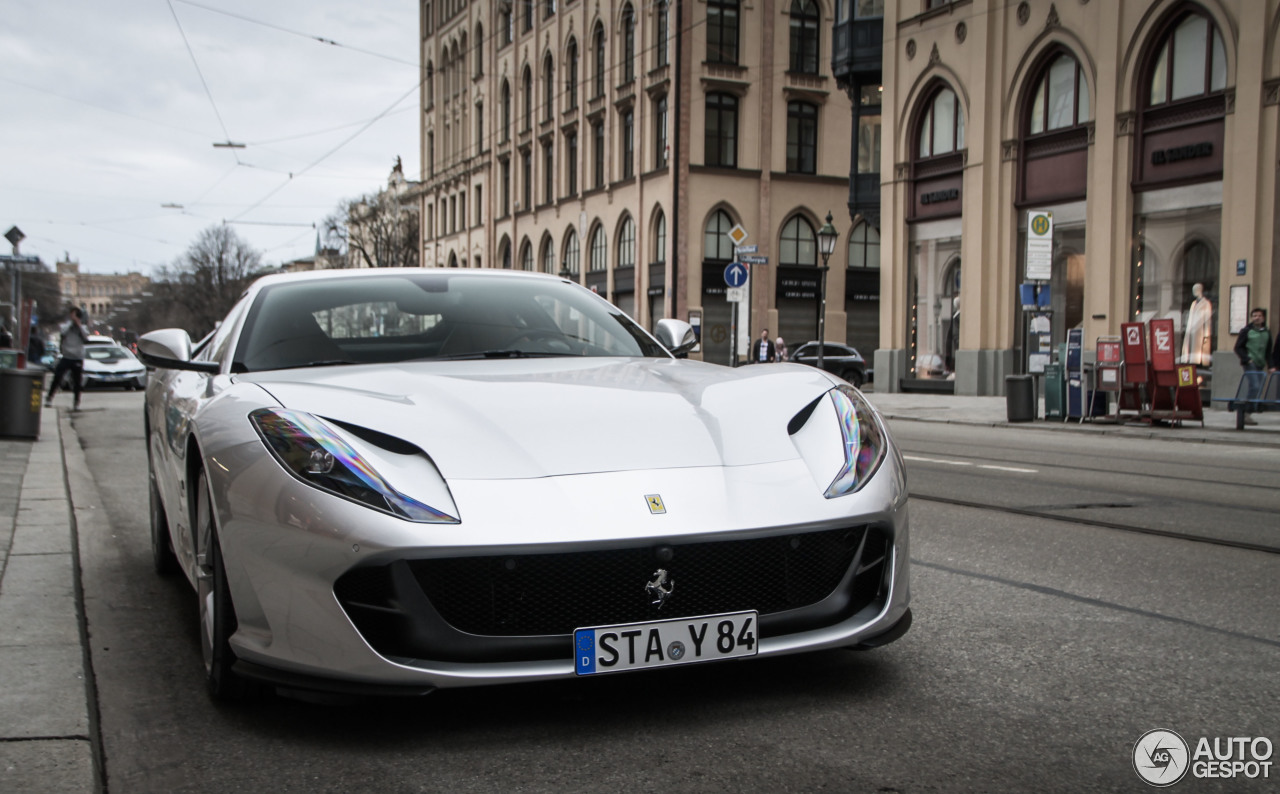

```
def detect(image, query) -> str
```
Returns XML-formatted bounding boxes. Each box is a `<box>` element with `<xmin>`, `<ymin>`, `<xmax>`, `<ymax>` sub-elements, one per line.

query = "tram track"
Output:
<box><xmin>909</xmin><ymin>492</ymin><xmax>1280</xmax><ymax>555</ymax></box>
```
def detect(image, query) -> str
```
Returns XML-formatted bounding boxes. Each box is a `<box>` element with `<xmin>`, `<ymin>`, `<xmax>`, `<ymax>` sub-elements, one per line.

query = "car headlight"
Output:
<box><xmin>823</xmin><ymin>385</ymin><xmax>887</xmax><ymax>498</ymax></box>
<box><xmin>249</xmin><ymin>408</ymin><xmax>459</xmax><ymax>523</ymax></box>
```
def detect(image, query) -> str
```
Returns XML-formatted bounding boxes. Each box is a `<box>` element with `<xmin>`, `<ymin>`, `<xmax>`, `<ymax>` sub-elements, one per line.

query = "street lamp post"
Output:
<box><xmin>816</xmin><ymin>211</ymin><xmax>839</xmax><ymax>373</ymax></box>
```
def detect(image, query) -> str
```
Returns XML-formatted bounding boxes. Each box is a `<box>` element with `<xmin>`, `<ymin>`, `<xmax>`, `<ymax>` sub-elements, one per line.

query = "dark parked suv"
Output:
<box><xmin>790</xmin><ymin>342</ymin><xmax>868</xmax><ymax>388</ymax></box>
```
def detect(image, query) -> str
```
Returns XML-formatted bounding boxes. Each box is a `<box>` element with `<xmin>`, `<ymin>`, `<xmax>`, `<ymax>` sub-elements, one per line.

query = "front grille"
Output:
<box><xmin>333</xmin><ymin>526</ymin><xmax>891</xmax><ymax>662</ymax></box>
<box><xmin>412</xmin><ymin>526</ymin><xmax>872</xmax><ymax>636</ymax></box>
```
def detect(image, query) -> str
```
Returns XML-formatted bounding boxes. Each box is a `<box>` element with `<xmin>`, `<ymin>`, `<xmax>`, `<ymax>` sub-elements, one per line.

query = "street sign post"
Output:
<box><xmin>724</xmin><ymin>263</ymin><xmax>749</xmax><ymax>364</ymax></box>
<box><xmin>1026</xmin><ymin>211</ymin><xmax>1053</xmax><ymax>281</ymax></box>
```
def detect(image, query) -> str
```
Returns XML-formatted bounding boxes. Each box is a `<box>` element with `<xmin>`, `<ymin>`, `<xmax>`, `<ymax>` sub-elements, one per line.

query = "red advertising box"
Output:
<box><xmin>1121</xmin><ymin>322</ymin><xmax>1148</xmax><ymax>384</ymax></box>
<box><xmin>1149</xmin><ymin>318</ymin><xmax>1176</xmax><ymax>371</ymax></box>
<box><xmin>1097</xmin><ymin>340</ymin><xmax>1122</xmax><ymax>363</ymax></box>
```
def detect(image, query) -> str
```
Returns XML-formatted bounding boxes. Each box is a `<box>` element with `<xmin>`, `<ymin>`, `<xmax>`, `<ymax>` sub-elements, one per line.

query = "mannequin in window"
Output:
<box><xmin>1181</xmin><ymin>283</ymin><xmax>1212</xmax><ymax>366</ymax></box>
<box><xmin>944</xmin><ymin>295</ymin><xmax>960</xmax><ymax>375</ymax></box>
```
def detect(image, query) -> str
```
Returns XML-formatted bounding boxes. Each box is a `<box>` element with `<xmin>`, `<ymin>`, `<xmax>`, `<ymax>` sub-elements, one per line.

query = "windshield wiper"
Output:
<box><xmin>442</xmin><ymin>349</ymin><xmax>580</xmax><ymax>360</ymax></box>
<box><xmin>274</xmin><ymin>359</ymin><xmax>359</xmax><ymax>370</ymax></box>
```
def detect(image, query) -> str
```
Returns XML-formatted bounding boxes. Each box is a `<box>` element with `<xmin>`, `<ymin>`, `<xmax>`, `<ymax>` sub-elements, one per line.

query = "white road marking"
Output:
<box><xmin>902</xmin><ymin>455</ymin><xmax>1039</xmax><ymax>474</ymax></box>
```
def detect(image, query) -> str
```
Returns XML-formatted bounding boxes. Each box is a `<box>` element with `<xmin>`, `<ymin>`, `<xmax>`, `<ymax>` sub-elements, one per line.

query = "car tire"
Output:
<box><xmin>194</xmin><ymin>468</ymin><xmax>249</xmax><ymax>700</ymax></box>
<box><xmin>150</xmin><ymin>472</ymin><xmax>178</xmax><ymax>576</ymax></box>
<box><xmin>843</xmin><ymin>369</ymin><xmax>864</xmax><ymax>389</ymax></box>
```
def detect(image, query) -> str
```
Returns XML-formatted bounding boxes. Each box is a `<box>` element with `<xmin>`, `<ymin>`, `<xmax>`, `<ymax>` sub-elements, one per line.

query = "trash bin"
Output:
<box><xmin>1006</xmin><ymin>374</ymin><xmax>1035</xmax><ymax>422</ymax></box>
<box><xmin>1043</xmin><ymin>363</ymin><xmax>1065</xmax><ymax>419</ymax></box>
<box><xmin>0</xmin><ymin>368</ymin><xmax>45</xmax><ymax>439</ymax></box>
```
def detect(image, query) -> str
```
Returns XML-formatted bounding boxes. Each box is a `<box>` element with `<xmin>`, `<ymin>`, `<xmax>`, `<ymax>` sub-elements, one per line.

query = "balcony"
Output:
<box><xmin>832</xmin><ymin>17</ymin><xmax>883</xmax><ymax>86</ymax></box>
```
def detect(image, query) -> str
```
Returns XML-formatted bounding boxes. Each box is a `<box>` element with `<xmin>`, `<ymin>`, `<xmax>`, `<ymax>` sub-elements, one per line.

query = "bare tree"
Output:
<box><xmin>149</xmin><ymin>225</ymin><xmax>265</xmax><ymax>337</ymax></box>
<box><xmin>323</xmin><ymin>161</ymin><xmax>421</xmax><ymax>268</ymax></box>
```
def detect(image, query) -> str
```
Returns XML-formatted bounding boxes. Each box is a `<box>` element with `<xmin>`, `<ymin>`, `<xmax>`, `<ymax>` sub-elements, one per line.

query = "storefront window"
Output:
<box><xmin>1131</xmin><ymin>206</ymin><xmax>1220</xmax><ymax>367</ymax></box>
<box><xmin>907</xmin><ymin>237</ymin><xmax>961</xmax><ymax>379</ymax></box>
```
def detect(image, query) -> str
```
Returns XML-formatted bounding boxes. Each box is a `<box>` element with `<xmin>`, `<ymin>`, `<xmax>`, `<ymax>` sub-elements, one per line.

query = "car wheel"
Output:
<box><xmin>194</xmin><ymin>468</ymin><xmax>249</xmax><ymax>700</ymax></box>
<box><xmin>843</xmin><ymin>369</ymin><xmax>864</xmax><ymax>389</ymax></box>
<box><xmin>149</xmin><ymin>472</ymin><xmax>178</xmax><ymax>576</ymax></box>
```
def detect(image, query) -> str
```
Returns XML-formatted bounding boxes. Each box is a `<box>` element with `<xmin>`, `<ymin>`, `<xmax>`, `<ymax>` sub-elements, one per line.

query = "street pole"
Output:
<box><xmin>816</xmin><ymin>212</ymin><xmax>839</xmax><ymax>374</ymax></box>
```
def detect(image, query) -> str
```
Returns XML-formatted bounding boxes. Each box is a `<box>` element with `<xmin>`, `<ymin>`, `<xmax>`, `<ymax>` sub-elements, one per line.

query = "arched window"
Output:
<box><xmin>543</xmin><ymin>53</ymin><xmax>555</xmax><ymax>121</ymax></box>
<box><xmin>847</xmin><ymin>222</ymin><xmax>880</xmax><ymax>269</ymax></box>
<box><xmin>656</xmin><ymin>0</ymin><xmax>670</xmax><ymax>67</ymax></box>
<box><xmin>704</xmin><ymin>210</ymin><xmax>735</xmax><ymax>261</ymax></box>
<box><xmin>653</xmin><ymin>210</ymin><xmax>667</xmax><ymax>264</ymax></box>
<box><xmin>474</xmin><ymin>22</ymin><xmax>484</xmax><ymax>76</ymax></box>
<box><xmin>590</xmin><ymin>225</ymin><xmax>608</xmax><ymax>271</ymax></box>
<box><xmin>447</xmin><ymin>251</ymin><xmax>459</xmax><ymax>269</ymax></box>
<box><xmin>917</xmin><ymin>86</ymin><xmax>964</xmax><ymax>158</ymax></box>
<box><xmin>520</xmin><ymin>239</ymin><xmax>534</xmax><ymax>271</ymax></box>
<box><xmin>707</xmin><ymin>0</ymin><xmax>739</xmax><ymax>65</ymax></box>
<box><xmin>499</xmin><ymin>236</ymin><xmax>512</xmax><ymax>269</ymax></box>
<box><xmin>780</xmin><ymin>216</ymin><xmax>817</xmax><ymax>266</ymax></box>
<box><xmin>1027</xmin><ymin>53</ymin><xmax>1090</xmax><ymax>135</ymax></box>
<box><xmin>1148</xmin><ymin>11</ymin><xmax>1226</xmax><ymax>106</ymax></box>
<box><xmin>500</xmin><ymin>80</ymin><xmax>511</xmax><ymax>142</ymax></box>
<box><xmin>592</xmin><ymin>22</ymin><xmax>606</xmax><ymax>98</ymax></box>
<box><xmin>789</xmin><ymin>0</ymin><xmax>819</xmax><ymax>74</ymax></box>
<box><xmin>522</xmin><ymin>65</ymin><xmax>533</xmax><ymax>131</ymax></box>
<box><xmin>617</xmin><ymin>216</ymin><xmax>636</xmax><ymax>269</ymax></box>
<box><xmin>566</xmin><ymin>38</ymin><xmax>579</xmax><ymax>109</ymax></box>
<box><xmin>786</xmin><ymin>102</ymin><xmax>817</xmax><ymax>174</ymax></box>
<box><xmin>622</xmin><ymin>4</ymin><xmax>636</xmax><ymax>83</ymax></box>
<box><xmin>541</xmin><ymin>235</ymin><xmax>556</xmax><ymax>273</ymax></box>
<box><xmin>426</xmin><ymin>62</ymin><xmax>435</xmax><ymax>108</ymax></box>
<box><xmin>563</xmin><ymin>229</ymin><xmax>580</xmax><ymax>275</ymax></box>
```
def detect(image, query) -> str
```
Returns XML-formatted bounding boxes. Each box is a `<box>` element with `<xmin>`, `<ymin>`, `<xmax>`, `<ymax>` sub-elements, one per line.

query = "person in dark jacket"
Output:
<box><xmin>750</xmin><ymin>328</ymin><xmax>776</xmax><ymax>363</ymax></box>
<box><xmin>1233</xmin><ymin>308</ymin><xmax>1273</xmax><ymax>424</ymax></box>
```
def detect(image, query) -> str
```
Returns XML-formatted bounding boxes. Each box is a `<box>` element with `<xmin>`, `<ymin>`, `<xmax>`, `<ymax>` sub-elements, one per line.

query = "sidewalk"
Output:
<box><xmin>0</xmin><ymin>407</ymin><xmax>96</xmax><ymax>793</ymax></box>
<box><xmin>0</xmin><ymin>390</ymin><xmax>1273</xmax><ymax>793</ymax></box>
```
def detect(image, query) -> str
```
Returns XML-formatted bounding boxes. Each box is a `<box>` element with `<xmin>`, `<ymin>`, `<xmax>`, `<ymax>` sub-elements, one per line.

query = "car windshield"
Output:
<box><xmin>232</xmin><ymin>272</ymin><xmax>668</xmax><ymax>372</ymax></box>
<box><xmin>85</xmin><ymin>345</ymin><xmax>135</xmax><ymax>363</ymax></box>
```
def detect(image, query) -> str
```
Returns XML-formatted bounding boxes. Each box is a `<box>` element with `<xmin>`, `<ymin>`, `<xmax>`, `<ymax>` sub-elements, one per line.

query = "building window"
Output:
<box><xmin>655</xmin><ymin>95</ymin><xmax>669</xmax><ymax>168</ymax></box>
<box><xmin>521</xmin><ymin>150</ymin><xmax>532</xmax><ymax>209</ymax></box>
<box><xmin>522</xmin><ymin>0</ymin><xmax>533</xmax><ymax>32</ymax></box>
<box><xmin>1148</xmin><ymin>12</ymin><xmax>1226</xmax><ymax>106</ymax></box>
<box><xmin>622</xmin><ymin>4</ymin><xmax>636</xmax><ymax>83</ymax></box>
<box><xmin>622</xmin><ymin>109</ymin><xmax>635</xmax><ymax>178</ymax></box>
<box><xmin>543</xmin><ymin>54</ymin><xmax>555</xmax><ymax>121</ymax></box>
<box><xmin>589</xmin><ymin>225</ymin><xmax>607</xmax><ymax>271</ymax></box>
<box><xmin>653</xmin><ymin>210</ymin><xmax>667</xmax><ymax>264</ymax></box>
<box><xmin>593</xmin><ymin>121</ymin><xmax>605</xmax><ymax>188</ymax></box>
<box><xmin>501</xmin><ymin>158</ymin><xmax>511</xmax><ymax>214</ymax></box>
<box><xmin>567</xmin><ymin>132</ymin><xmax>578</xmax><ymax>195</ymax></box>
<box><xmin>917</xmin><ymin>86</ymin><xmax>964</xmax><ymax>158</ymax></box>
<box><xmin>459</xmin><ymin>192</ymin><xmax>466</xmax><ymax>228</ymax></box>
<box><xmin>564</xmin><ymin>229</ymin><xmax>580</xmax><ymax>275</ymax></box>
<box><xmin>789</xmin><ymin>0</ymin><xmax>819</xmax><ymax>74</ymax></box>
<box><xmin>704</xmin><ymin>210</ymin><xmax>735</xmax><ymax>261</ymax></box>
<box><xmin>476</xmin><ymin>102</ymin><xmax>484</xmax><ymax>151</ymax></box>
<box><xmin>500</xmin><ymin>7</ymin><xmax>513</xmax><ymax>46</ymax></box>
<box><xmin>501</xmin><ymin>81</ymin><xmax>511</xmax><ymax>142</ymax></box>
<box><xmin>592</xmin><ymin>23</ymin><xmax>606</xmax><ymax>98</ymax></box>
<box><xmin>786</xmin><ymin>101</ymin><xmax>817</xmax><ymax>174</ymax></box>
<box><xmin>1028</xmin><ymin>54</ymin><xmax>1090</xmax><ymax>135</ymax></box>
<box><xmin>428</xmin><ymin>131</ymin><xmax>435</xmax><ymax>175</ymax></box>
<box><xmin>848</xmin><ymin>223</ymin><xmax>880</xmax><ymax>269</ymax></box>
<box><xmin>656</xmin><ymin>0</ymin><xmax>669</xmax><ymax>67</ymax></box>
<box><xmin>567</xmin><ymin>38</ymin><xmax>579</xmax><ymax>109</ymax></box>
<box><xmin>426</xmin><ymin>62</ymin><xmax>435</xmax><ymax>108</ymax></box>
<box><xmin>544</xmin><ymin>0</ymin><xmax>556</xmax><ymax>19</ymax></box>
<box><xmin>521</xmin><ymin>239</ymin><xmax>534</xmax><ymax>271</ymax></box>
<box><xmin>475</xmin><ymin>22</ymin><xmax>484</xmax><ymax>76</ymax></box>
<box><xmin>618</xmin><ymin>216</ymin><xmax>636</xmax><ymax>269</ymax></box>
<box><xmin>705</xmin><ymin>93</ymin><xmax>738</xmax><ymax>167</ymax></box>
<box><xmin>543</xmin><ymin>140</ymin><xmax>555</xmax><ymax>204</ymax></box>
<box><xmin>541</xmin><ymin>236</ymin><xmax>556</xmax><ymax>273</ymax></box>
<box><xmin>780</xmin><ymin>216</ymin><xmax>817</xmax><ymax>267</ymax></box>
<box><xmin>499</xmin><ymin>236</ymin><xmax>512</xmax><ymax>268</ymax></box>
<box><xmin>475</xmin><ymin>185</ymin><xmax>482</xmax><ymax>224</ymax></box>
<box><xmin>706</xmin><ymin>0</ymin><xmax>739</xmax><ymax>65</ymax></box>
<box><xmin>522</xmin><ymin>66</ymin><xmax>533</xmax><ymax>131</ymax></box>
<box><xmin>426</xmin><ymin>203</ymin><xmax>434</xmax><ymax>239</ymax></box>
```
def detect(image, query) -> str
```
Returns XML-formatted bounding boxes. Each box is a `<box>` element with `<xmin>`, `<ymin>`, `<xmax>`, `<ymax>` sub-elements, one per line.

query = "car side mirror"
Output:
<box><xmin>655</xmin><ymin>319</ymin><xmax>697</xmax><ymax>358</ymax></box>
<box><xmin>137</xmin><ymin>329</ymin><xmax>220</xmax><ymax>373</ymax></box>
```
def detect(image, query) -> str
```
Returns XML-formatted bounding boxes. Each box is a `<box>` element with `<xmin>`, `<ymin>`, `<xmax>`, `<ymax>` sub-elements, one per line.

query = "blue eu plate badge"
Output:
<box><xmin>575</xmin><ymin>630</ymin><xmax>596</xmax><ymax>674</ymax></box>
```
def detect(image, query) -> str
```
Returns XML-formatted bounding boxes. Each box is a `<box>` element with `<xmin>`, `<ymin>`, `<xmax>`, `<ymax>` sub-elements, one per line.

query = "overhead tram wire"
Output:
<box><xmin>167</xmin><ymin>0</ymin><xmax>243</xmax><ymax>163</ymax></box>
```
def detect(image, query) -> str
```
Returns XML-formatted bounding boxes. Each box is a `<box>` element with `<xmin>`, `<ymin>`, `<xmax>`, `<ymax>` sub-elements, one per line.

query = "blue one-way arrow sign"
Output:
<box><xmin>724</xmin><ymin>262</ymin><xmax>749</xmax><ymax>288</ymax></box>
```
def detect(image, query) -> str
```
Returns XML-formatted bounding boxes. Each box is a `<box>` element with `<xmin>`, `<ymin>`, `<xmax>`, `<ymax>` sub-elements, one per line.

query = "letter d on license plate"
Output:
<box><xmin>574</xmin><ymin>611</ymin><xmax>757</xmax><ymax>675</ymax></box>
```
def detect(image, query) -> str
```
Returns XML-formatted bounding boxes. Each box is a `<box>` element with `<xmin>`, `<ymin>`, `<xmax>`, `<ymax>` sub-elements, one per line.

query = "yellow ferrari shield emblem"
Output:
<box><xmin>646</xmin><ymin>494</ymin><xmax>666</xmax><ymax>514</ymax></box>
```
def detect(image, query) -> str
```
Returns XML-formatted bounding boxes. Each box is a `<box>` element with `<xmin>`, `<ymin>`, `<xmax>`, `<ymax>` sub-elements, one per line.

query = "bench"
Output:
<box><xmin>1212</xmin><ymin>371</ymin><xmax>1280</xmax><ymax>429</ymax></box>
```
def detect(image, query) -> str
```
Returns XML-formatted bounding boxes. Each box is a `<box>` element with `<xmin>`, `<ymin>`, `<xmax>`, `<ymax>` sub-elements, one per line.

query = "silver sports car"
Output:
<box><xmin>140</xmin><ymin>268</ymin><xmax>910</xmax><ymax>699</ymax></box>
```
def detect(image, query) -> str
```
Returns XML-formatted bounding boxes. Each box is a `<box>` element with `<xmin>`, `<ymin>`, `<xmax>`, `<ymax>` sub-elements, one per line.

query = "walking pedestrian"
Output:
<box><xmin>775</xmin><ymin>336</ymin><xmax>789</xmax><ymax>363</ymax></box>
<box><xmin>750</xmin><ymin>329</ymin><xmax>776</xmax><ymax>363</ymax></box>
<box><xmin>1233</xmin><ymin>307</ymin><xmax>1273</xmax><ymax>425</ymax></box>
<box><xmin>47</xmin><ymin>307</ymin><xmax>88</xmax><ymax>410</ymax></box>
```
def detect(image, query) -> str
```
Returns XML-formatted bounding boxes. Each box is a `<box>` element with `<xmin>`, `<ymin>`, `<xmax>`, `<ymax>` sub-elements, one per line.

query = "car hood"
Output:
<box><xmin>240</xmin><ymin>358</ymin><xmax>835</xmax><ymax>480</ymax></box>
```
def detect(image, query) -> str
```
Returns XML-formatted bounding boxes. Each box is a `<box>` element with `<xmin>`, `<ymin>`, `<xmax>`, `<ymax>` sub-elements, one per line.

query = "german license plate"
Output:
<box><xmin>574</xmin><ymin>611</ymin><xmax>758</xmax><ymax>675</ymax></box>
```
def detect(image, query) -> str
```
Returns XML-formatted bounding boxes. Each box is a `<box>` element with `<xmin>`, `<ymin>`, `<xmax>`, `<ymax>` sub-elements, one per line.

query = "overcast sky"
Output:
<box><xmin>1</xmin><ymin>0</ymin><xmax>421</xmax><ymax>275</ymax></box>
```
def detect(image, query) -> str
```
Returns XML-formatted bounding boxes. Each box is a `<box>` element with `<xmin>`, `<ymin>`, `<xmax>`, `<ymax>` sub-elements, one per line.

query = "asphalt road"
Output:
<box><xmin>67</xmin><ymin>391</ymin><xmax>1280</xmax><ymax>793</ymax></box>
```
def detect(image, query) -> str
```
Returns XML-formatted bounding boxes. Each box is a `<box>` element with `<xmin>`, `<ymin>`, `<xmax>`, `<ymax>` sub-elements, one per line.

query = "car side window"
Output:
<box><xmin>198</xmin><ymin>297</ymin><xmax>250</xmax><ymax>365</ymax></box>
